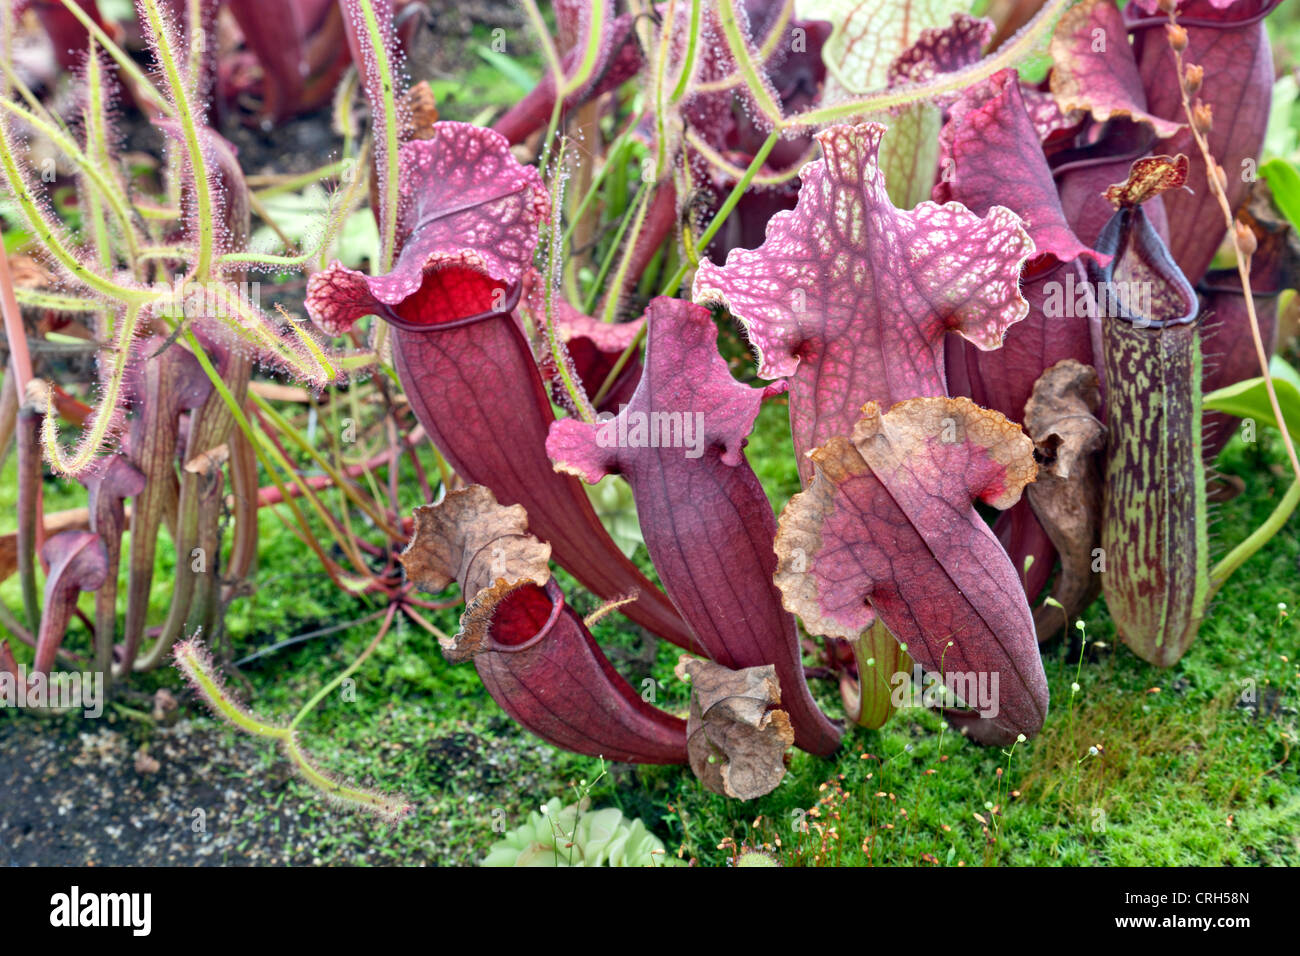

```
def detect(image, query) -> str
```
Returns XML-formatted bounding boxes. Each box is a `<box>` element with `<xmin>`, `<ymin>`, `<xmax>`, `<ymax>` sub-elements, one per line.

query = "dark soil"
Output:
<box><xmin>0</xmin><ymin>713</ymin><xmax>411</xmax><ymax>866</ymax></box>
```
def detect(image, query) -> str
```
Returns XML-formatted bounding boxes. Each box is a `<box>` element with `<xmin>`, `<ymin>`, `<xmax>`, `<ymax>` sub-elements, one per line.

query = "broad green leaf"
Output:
<box><xmin>1262</xmin><ymin>75</ymin><xmax>1300</xmax><ymax>164</ymax></box>
<box><xmin>1203</xmin><ymin>356</ymin><xmax>1300</xmax><ymax>444</ymax></box>
<box><xmin>1261</xmin><ymin>158</ymin><xmax>1300</xmax><ymax>231</ymax></box>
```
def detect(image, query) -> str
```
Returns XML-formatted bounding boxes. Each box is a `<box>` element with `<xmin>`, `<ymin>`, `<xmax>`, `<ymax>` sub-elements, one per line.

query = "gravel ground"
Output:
<box><xmin>0</xmin><ymin>707</ymin><xmax>590</xmax><ymax>866</ymax></box>
<box><xmin>2</xmin><ymin>715</ymin><xmax>349</xmax><ymax>865</ymax></box>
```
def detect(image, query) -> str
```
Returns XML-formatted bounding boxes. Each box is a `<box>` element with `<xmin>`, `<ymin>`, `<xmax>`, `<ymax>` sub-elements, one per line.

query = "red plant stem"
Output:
<box><xmin>384</xmin><ymin>415</ymin><xmax>402</xmax><ymax>515</ymax></box>
<box><xmin>398</xmin><ymin>602</ymin><xmax>444</xmax><ymax>638</ymax></box>
<box><xmin>0</xmin><ymin>243</ymin><xmax>34</xmax><ymax>393</ymax></box>
<box><xmin>352</xmin><ymin>536</ymin><xmax>388</xmax><ymax>558</ymax></box>
<box><xmin>404</xmin><ymin>434</ymin><xmax>432</xmax><ymax>503</ymax></box>
<box><xmin>15</xmin><ymin>391</ymin><xmax>41</xmax><ymax>631</ymax></box>
<box><xmin>0</xmin><ymin>246</ymin><xmax>41</xmax><ymax>628</ymax></box>
<box><xmin>253</xmin><ymin>445</ymin><xmax>403</xmax><ymax>506</ymax></box>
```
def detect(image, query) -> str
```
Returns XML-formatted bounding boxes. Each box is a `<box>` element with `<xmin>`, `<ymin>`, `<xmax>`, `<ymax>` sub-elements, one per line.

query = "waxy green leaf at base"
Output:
<box><xmin>1202</xmin><ymin>357</ymin><xmax>1300</xmax><ymax>445</ymax></box>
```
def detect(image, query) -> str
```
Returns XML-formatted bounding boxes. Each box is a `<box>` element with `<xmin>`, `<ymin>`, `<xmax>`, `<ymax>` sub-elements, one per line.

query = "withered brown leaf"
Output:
<box><xmin>677</xmin><ymin>656</ymin><xmax>794</xmax><ymax>800</ymax></box>
<box><xmin>1023</xmin><ymin>360</ymin><xmax>1106</xmax><ymax>641</ymax></box>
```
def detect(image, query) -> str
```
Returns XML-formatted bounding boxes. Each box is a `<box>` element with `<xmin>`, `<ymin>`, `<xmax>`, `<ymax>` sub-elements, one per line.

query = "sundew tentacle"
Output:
<box><xmin>138</xmin><ymin>0</ymin><xmax>217</xmax><ymax>280</ymax></box>
<box><xmin>174</xmin><ymin>636</ymin><xmax>412</xmax><ymax>822</ymax></box>
<box><xmin>0</xmin><ymin>114</ymin><xmax>149</xmax><ymax>304</ymax></box>
<box><xmin>197</xmin><ymin>282</ymin><xmax>338</xmax><ymax>386</ymax></box>
<box><xmin>41</xmin><ymin>302</ymin><xmax>142</xmax><ymax>477</ymax></box>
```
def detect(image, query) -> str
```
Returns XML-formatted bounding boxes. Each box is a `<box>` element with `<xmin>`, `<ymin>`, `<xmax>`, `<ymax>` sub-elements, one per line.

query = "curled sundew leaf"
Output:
<box><xmin>547</xmin><ymin>297</ymin><xmax>841</xmax><ymax>755</ymax></box>
<box><xmin>38</xmin><ymin>299</ymin><xmax>145</xmax><ymax>477</ymax></box>
<box><xmin>1127</xmin><ymin>0</ymin><xmax>1280</xmax><ymax>283</ymax></box>
<box><xmin>676</xmin><ymin>656</ymin><xmax>794</xmax><ymax>800</ymax></box>
<box><xmin>775</xmin><ymin>397</ymin><xmax>1047</xmax><ymax>744</ymax></box>
<box><xmin>34</xmin><ymin>530</ymin><xmax>108</xmax><ymax>677</ymax></box>
<box><xmin>306</xmin><ymin>123</ymin><xmax>694</xmax><ymax>650</ymax></box>
<box><xmin>174</xmin><ymin>637</ymin><xmax>413</xmax><ymax>822</ymax></box>
<box><xmin>1022</xmin><ymin>360</ymin><xmax>1106</xmax><ymax>641</ymax></box>
<box><xmin>1049</xmin><ymin>0</ymin><xmax>1185</xmax><ymax>139</ymax></box>
<box><xmin>402</xmin><ymin>485</ymin><xmax>687</xmax><ymax>765</ymax></box>
<box><xmin>694</xmin><ymin>121</ymin><xmax>1034</xmax><ymax>485</ymax></box>
<box><xmin>1091</xmin><ymin>166</ymin><xmax>1207</xmax><ymax>666</ymax></box>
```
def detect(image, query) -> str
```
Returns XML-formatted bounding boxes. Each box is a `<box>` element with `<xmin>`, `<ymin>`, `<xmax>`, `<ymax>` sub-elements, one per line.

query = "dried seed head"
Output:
<box><xmin>1158</xmin><ymin>0</ymin><xmax>1178</xmax><ymax>13</ymax></box>
<box><xmin>1193</xmin><ymin>101</ymin><xmax>1214</xmax><ymax>135</ymax></box>
<box><xmin>1213</xmin><ymin>162</ymin><xmax>1228</xmax><ymax>191</ymax></box>
<box><xmin>1166</xmin><ymin>23</ymin><xmax>1188</xmax><ymax>53</ymax></box>
<box><xmin>1234</xmin><ymin>220</ymin><xmax>1257</xmax><ymax>257</ymax></box>
<box><xmin>1183</xmin><ymin>64</ymin><xmax>1203</xmax><ymax>97</ymax></box>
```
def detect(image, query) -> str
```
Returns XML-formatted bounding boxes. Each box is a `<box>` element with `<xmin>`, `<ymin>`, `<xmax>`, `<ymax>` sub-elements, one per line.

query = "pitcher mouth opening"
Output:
<box><xmin>381</xmin><ymin>266</ymin><xmax>522</xmax><ymax>334</ymax></box>
<box><xmin>1091</xmin><ymin>207</ymin><xmax>1198</xmax><ymax>330</ymax></box>
<box><xmin>487</xmin><ymin>579</ymin><xmax>565</xmax><ymax>652</ymax></box>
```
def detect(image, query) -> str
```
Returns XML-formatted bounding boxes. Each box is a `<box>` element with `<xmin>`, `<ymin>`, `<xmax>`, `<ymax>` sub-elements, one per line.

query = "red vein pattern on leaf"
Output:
<box><xmin>887</xmin><ymin>12</ymin><xmax>995</xmax><ymax>99</ymax></box>
<box><xmin>936</xmin><ymin>68</ymin><xmax>1107</xmax><ymax>604</ymax></box>
<box><xmin>1050</xmin><ymin>0</ymin><xmax>1185</xmax><ymax>139</ymax></box>
<box><xmin>473</xmin><ymin>581</ymin><xmax>689</xmax><ymax>764</ymax></box>
<box><xmin>693</xmin><ymin>122</ymin><xmax>1034</xmax><ymax>483</ymax></box>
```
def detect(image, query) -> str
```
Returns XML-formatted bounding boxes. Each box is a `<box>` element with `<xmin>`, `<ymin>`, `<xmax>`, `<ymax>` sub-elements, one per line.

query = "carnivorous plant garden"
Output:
<box><xmin>1</xmin><ymin>0</ymin><xmax>1298</xmax><ymax>871</ymax></box>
